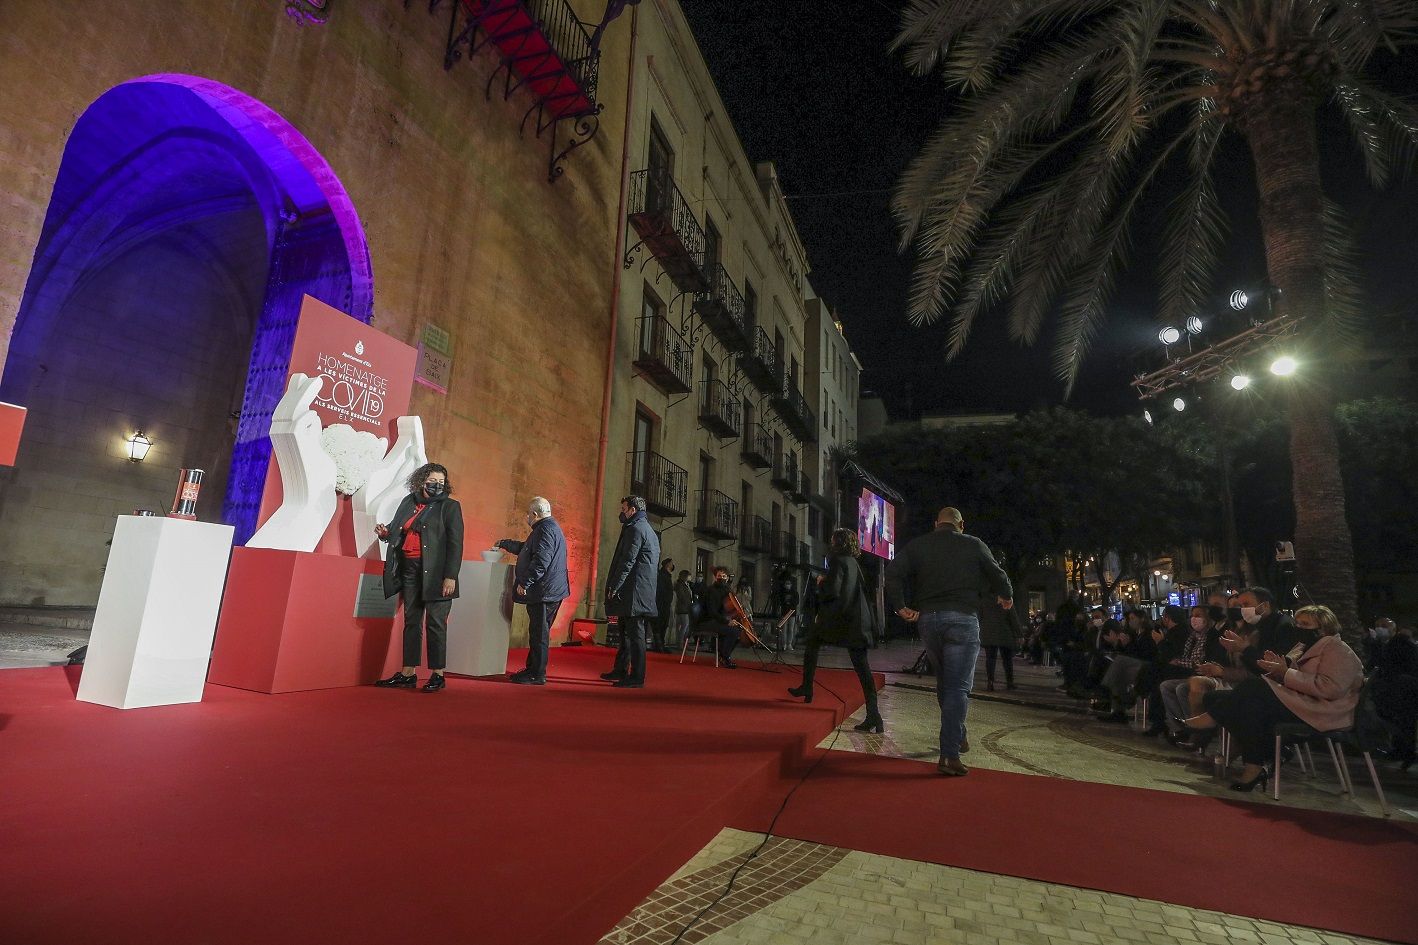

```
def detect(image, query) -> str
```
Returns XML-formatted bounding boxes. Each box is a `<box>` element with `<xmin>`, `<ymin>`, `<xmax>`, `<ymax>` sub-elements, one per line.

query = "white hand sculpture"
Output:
<box><xmin>352</xmin><ymin>416</ymin><xmax>427</xmax><ymax>560</ymax></box>
<box><xmin>246</xmin><ymin>373</ymin><xmax>338</xmax><ymax>552</ymax></box>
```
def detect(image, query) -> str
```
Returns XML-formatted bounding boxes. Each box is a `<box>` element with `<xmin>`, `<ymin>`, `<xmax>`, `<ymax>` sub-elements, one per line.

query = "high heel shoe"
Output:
<box><xmin>1229</xmin><ymin>766</ymin><xmax>1270</xmax><ymax>792</ymax></box>
<box><xmin>1174</xmin><ymin>715</ymin><xmax>1216</xmax><ymax>733</ymax></box>
<box><xmin>787</xmin><ymin>685</ymin><xmax>813</xmax><ymax>704</ymax></box>
<box><xmin>853</xmin><ymin>714</ymin><xmax>884</xmax><ymax>734</ymax></box>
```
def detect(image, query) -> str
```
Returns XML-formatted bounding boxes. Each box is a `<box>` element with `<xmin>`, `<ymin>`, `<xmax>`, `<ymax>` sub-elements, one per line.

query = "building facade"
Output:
<box><xmin>805</xmin><ymin>295</ymin><xmax>862</xmax><ymax>567</ymax></box>
<box><xmin>592</xmin><ymin>0</ymin><xmax>830</xmax><ymax>612</ymax></box>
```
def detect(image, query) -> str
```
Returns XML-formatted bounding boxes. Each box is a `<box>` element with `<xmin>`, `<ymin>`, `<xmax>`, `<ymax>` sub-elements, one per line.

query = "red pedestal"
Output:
<box><xmin>208</xmin><ymin>547</ymin><xmax>402</xmax><ymax>693</ymax></box>
<box><xmin>0</xmin><ymin>401</ymin><xmax>26</xmax><ymax>466</ymax></box>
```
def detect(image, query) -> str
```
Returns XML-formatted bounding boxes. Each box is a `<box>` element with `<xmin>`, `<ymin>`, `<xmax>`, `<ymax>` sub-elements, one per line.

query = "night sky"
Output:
<box><xmin>679</xmin><ymin>1</ymin><xmax>1418</xmax><ymax>419</ymax></box>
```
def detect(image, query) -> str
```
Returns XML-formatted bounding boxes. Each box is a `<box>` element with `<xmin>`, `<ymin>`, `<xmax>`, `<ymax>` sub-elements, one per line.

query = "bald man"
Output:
<box><xmin>495</xmin><ymin>496</ymin><xmax>569</xmax><ymax>685</ymax></box>
<box><xmin>886</xmin><ymin>507</ymin><xmax>1013</xmax><ymax>777</ymax></box>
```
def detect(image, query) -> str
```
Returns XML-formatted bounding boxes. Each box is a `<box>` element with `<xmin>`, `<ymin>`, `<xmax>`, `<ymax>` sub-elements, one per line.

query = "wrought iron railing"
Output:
<box><xmin>739</xmin><ymin>326</ymin><xmax>782</xmax><ymax>395</ymax></box>
<box><xmin>772</xmin><ymin>530</ymin><xmax>794</xmax><ymax>561</ymax></box>
<box><xmin>693</xmin><ymin>264</ymin><xmax>748</xmax><ymax>349</ymax></box>
<box><xmin>629</xmin><ymin>450</ymin><xmax>687</xmax><ymax>517</ymax></box>
<box><xmin>798</xmin><ymin>540</ymin><xmax>811</xmax><ymax>567</ymax></box>
<box><xmin>694</xmin><ymin>490</ymin><xmax>739</xmax><ymax>539</ymax></box>
<box><xmin>626</xmin><ymin>168</ymin><xmax>706</xmax><ymax>291</ymax></box>
<box><xmin>519</xmin><ymin>0</ymin><xmax>601</xmax><ymax>106</ymax></box>
<box><xmin>776</xmin><ymin>382</ymin><xmax>816</xmax><ymax>443</ymax></box>
<box><xmin>698</xmin><ymin>379</ymin><xmax>742</xmax><ymax>438</ymax></box>
<box><xmin>633</xmin><ymin>313</ymin><xmax>693</xmax><ymax>394</ymax></box>
<box><xmin>772</xmin><ymin>452</ymin><xmax>798</xmax><ymax>489</ymax></box>
<box><xmin>741</xmin><ymin>514</ymin><xmax>773</xmax><ymax>552</ymax></box>
<box><xmin>741</xmin><ymin>422</ymin><xmax>773</xmax><ymax>468</ymax></box>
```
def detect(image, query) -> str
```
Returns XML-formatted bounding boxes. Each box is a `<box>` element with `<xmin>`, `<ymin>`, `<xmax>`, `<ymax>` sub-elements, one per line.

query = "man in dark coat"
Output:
<box><xmin>695</xmin><ymin>565</ymin><xmax>743</xmax><ymax>668</ymax></box>
<box><xmin>601</xmin><ymin>495</ymin><xmax>660</xmax><ymax>688</ymax></box>
<box><xmin>495</xmin><ymin>496</ymin><xmax>569</xmax><ymax>685</ymax></box>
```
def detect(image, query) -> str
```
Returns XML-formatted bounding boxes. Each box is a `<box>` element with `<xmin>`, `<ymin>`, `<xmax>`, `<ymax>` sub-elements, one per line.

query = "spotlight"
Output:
<box><xmin>1229</xmin><ymin>290</ymin><xmax>1249</xmax><ymax>311</ymax></box>
<box><xmin>1158</xmin><ymin>326</ymin><xmax>1181</xmax><ymax>345</ymax></box>
<box><xmin>1143</xmin><ymin>409</ymin><xmax>1153</xmax><ymax>425</ymax></box>
<box><xmin>1172</xmin><ymin>397</ymin><xmax>1186</xmax><ymax>412</ymax></box>
<box><xmin>1186</xmin><ymin>316</ymin><xmax>1204</xmax><ymax>334</ymax></box>
<box><xmin>1230</xmin><ymin>374</ymin><xmax>1251</xmax><ymax>391</ymax></box>
<box><xmin>1270</xmin><ymin>355</ymin><xmax>1297</xmax><ymax>376</ymax></box>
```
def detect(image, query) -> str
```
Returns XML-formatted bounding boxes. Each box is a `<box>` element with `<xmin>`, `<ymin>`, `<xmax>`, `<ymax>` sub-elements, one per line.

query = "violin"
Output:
<box><xmin>725</xmin><ymin>590</ymin><xmax>760</xmax><ymax>645</ymax></box>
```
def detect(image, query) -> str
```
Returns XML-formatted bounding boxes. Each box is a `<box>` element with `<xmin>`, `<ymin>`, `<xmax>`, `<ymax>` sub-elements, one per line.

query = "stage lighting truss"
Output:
<box><xmin>1131</xmin><ymin>311</ymin><xmax>1303</xmax><ymax>400</ymax></box>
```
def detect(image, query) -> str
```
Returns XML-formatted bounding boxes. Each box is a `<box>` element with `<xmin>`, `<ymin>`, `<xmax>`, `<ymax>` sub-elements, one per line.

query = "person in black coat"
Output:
<box><xmin>652</xmin><ymin>558</ymin><xmax>675</xmax><ymax>653</ymax></box>
<box><xmin>495</xmin><ymin>496</ymin><xmax>569</xmax><ymax>685</ymax></box>
<box><xmin>788</xmin><ymin>529</ymin><xmax>882</xmax><ymax>733</ymax></box>
<box><xmin>695</xmin><ymin>566</ymin><xmax>744</xmax><ymax>668</ymax></box>
<box><xmin>601</xmin><ymin>495</ymin><xmax>660</xmax><ymax>688</ymax></box>
<box><xmin>374</xmin><ymin>463</ymin><xmax>464</xmax><ymax>692</ymax></box>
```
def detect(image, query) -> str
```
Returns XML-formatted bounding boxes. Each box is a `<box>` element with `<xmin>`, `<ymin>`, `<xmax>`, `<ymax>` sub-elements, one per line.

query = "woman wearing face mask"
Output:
<box><xmin>1157</xmin><ymin>605</ymin><xmax>1230</xmax><ymax>745</ymax></box>
<box><xmin>1182</xmin><ymin>605</ymin><xmax>1362</xmax><ymax>791</ymax></box>
<box><xmin>374</xmin><ymin>463</ymin><xmax>465</xmax><ymax>692</ymax></box>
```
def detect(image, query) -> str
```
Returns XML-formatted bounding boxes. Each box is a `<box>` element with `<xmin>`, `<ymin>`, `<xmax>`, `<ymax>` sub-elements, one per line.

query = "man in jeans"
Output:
<box><xmin>886</xmin><ymin>507</ymin><xmax>1013</xmax><ymax>777</ymax></box>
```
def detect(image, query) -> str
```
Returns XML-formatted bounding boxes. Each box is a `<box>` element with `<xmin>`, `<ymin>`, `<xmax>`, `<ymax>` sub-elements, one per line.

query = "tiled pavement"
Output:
<box><xmin>601</xmin><ymin>638</ymin><xmax>1415</xmax><ymax>945</ymax></box>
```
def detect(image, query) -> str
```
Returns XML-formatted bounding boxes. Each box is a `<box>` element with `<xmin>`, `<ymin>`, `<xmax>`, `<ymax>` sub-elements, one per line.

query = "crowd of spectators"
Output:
<box><xmin>1017</xmin><ymin>589</ymin><xmax>1417</xmax><ymax>789</ymax></box>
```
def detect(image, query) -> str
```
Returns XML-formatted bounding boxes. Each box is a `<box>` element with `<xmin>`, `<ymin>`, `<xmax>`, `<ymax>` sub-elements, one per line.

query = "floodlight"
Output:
<box><xmin>1270</xmin><ymin>356</ymin><xmax>1297</xmax><ymax>376</ymax></box>
<box><xmin>1230</xmin><ymin>374</ymin><xmax>1251</xmax><ymax>391</ymax></box>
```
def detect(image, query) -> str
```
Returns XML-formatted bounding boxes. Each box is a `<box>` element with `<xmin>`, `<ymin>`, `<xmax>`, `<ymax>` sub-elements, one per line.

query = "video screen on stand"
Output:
<box><xmin>857</xmin><ymin>488</ymin><xmax>896</xmax><ymax>560</ymax></box>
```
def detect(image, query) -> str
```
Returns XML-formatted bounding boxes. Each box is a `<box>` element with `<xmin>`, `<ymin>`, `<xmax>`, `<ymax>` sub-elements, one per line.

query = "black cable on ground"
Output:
<box><xmin>668</xmin><ymin>657</ymin><xmax>857</xmax><ymax>944</ymax></box>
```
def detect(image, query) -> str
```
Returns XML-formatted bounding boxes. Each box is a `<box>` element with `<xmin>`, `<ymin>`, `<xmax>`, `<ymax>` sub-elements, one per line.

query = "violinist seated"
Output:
<box><xmin>693</xmin><ymin>565</ymin><xmax>742</xmax><ymax>669</ymax></box>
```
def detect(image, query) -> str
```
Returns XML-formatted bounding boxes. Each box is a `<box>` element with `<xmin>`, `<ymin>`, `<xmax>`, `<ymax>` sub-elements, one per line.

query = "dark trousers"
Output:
<box><xmin>614</xmin><ymin>615</ymin><xmax>648</xmax><ymax>683</ymax></box>
<box><xmin>801</xmin><ymin>643</ymin><xmax>878</xmax><ymax>717</ymax></box>
<box><xmin>401</xmin><ymin>558</ymin><xmax>451</xmax><ymax>670</ymax></box>
<box><xmin>651</xmin><ymin>610</ymin><xmax>670</xmax><ymax>651</ymax></box>
<box><xmin>985</xmin><ymin>646</ymin><xmax>1014</xmax><ymax>685</ymax></box>
<box><xmin>524</xmin><ymin>599</ymin><xmax>563</xmax><ymax>678</ymax></box>
<box><xmin>1204</xmin><ymin>675</ymin><xmax>1303</xmax><ymax>764</ymax></box>
<box><xmin>696</xmin><ymin>618</ymin><xmax>740</xmax><ymax>660</ymax></box>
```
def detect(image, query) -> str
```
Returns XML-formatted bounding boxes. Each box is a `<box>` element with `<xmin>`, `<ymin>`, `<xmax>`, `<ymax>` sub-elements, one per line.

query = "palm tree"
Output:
<box><xmin>892</xmin><ymin>1</ymin><xmax>1418</xmax><ymax>638</ymax></box>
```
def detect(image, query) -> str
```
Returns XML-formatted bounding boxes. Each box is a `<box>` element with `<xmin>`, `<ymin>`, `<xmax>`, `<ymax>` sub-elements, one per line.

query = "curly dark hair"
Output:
<box><xmin>407</xmin><ymin>462</ymin><xmax>452</xmax><ymax>495</ymax></box>
<box><xmin>829</xmin><ymin>527</ymin><xmax>860</xmax><ymax>557</ymax></box>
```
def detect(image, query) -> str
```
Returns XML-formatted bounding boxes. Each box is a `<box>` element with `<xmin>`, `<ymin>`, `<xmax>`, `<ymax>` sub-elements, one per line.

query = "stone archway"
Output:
<box><xmin>0</xmin><ymin>75</ymin><xmax>372</xmax><ymax>606</ymax></box>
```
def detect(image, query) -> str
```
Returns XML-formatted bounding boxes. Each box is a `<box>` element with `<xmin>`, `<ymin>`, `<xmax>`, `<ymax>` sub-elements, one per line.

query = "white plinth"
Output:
<box><xmin>444</xmin><ymin>560</ymin><xmax>514</xmax><ymax>677</ymax></box>
<box><xmin>77</xmin><ymin>516</ymin><xmax>235</xmax><ymax>709</ymax></box>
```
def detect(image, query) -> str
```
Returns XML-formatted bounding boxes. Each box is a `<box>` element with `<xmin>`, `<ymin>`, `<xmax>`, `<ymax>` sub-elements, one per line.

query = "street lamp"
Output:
<box><xmin>1172</xmin><ymin>397</ymin><xmax>1186</xmax><ymax>412</ymax></box>
<box><xmin>1270</xmin><ymin>355</ymin><xmax>1297</xmax><ymax>376</ymax></box>
<box><xmin>1158</xmin><ymin>326</ymin><xmax>1181</xmax><ymax>345</ymax></box>
<box><xmin>1230</xmin><ymin>374</ymin><xmax>1251</xmax><ymax>391</ymax></box>
<box><xmin>126</xmin><ymin>430</ymin><xmax>153</xmax><ymax>462</ymax></box>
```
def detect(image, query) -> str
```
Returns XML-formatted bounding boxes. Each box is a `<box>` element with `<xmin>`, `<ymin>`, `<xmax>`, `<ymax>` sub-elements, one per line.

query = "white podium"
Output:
<box><xmin>444</xmin><ymin>560</ymin><xmax>514</xmax><ymax>676</ymax></box>
<box><xmin>77</xmin><ymin>516</ymin><xmax>234</xmax><ymax>709</ymax></box>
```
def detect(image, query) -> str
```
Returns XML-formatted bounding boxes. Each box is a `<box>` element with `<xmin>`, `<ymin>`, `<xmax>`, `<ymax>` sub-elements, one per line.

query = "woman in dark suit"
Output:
<box><xmin>374</xmin><ymin>463</ymin><xmax>464</xmax><ymax>692</ymax></box>
<box><xmin>788</xmin><ymin>528</ymin><xmax>882</xmax><ymax>733</ymax></box>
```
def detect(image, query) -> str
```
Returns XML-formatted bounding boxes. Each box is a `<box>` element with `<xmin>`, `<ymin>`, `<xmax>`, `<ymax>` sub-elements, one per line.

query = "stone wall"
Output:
<box><xmin>0</xmin><ymin>0</ymin><xmax>630</xmax><ymax>622</ymax></box>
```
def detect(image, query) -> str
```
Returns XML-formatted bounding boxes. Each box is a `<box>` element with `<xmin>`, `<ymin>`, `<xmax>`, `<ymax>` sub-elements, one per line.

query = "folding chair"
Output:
<box><xmin>679</xmin><ymin>624</ymin><xmax>722</xmax><ymax>667</ymax></box>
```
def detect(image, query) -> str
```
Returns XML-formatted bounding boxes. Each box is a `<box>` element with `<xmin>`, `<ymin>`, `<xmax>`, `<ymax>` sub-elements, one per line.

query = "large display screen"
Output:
<box><xmin>857</xmin><ymin>488</ymin><xmax>896</xmax><ymax>560</ymax></box>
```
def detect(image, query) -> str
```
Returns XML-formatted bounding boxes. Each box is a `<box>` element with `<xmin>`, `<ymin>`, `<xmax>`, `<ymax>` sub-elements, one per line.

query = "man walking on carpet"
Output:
<box><xmin>495</xmin><ymin>496</ymin><xmax>569</xmax><ymax>686</ymax></box>
<box><xmin>887</xmin><ymin>506</ymin><xmax>1013</xmax><ymax>777</ymax></box>
<box><xmin>601</xmin><ymin>495</ymin><xmax>660</xmax><ymax>688</ymax></box>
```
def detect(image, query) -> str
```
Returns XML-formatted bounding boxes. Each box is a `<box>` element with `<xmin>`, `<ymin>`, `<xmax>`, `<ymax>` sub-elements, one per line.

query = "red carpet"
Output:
<box><xmin>0</xmin><ymin>648</ymin><xmax>867</xmax><ymax>945</ymax></box>
<box><xmin>734</xmin><ymin>749</ymin><xmax>1418</xmax><ymax>944</ymax></box>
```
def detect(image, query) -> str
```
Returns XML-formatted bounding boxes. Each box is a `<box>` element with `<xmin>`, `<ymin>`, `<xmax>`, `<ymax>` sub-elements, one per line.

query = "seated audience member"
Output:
<box><xmin>1133</xmin><ymin>605</ymin><xmax>1192</xmax><ymax>735</ymax></box>
<box><xmin>1095</xmin><ymin>614</ymin><xmax>1159</xmax><ymax>722</ymax></box>
<box><xmin>1218</xmin><ymin>586</ymin><xmax>1297</xmax><ymax>676</ymax></box>
<box><xmin>1158</xmin><ymin>605</ymin><xmax>1230</xmax><ymax>746</ymax></box>
<box><xmin>1185</xmin><ymin>605</ymin><xmax>1362</xmax><ymax>792</ymax></box>
<box><xmin>1370</xmin><ymin>620</ymin><xmax>1418</xmax><ymax>770</ymax></box>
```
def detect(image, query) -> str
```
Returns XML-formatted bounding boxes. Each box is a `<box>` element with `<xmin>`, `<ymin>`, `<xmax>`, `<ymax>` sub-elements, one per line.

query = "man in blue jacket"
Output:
<box><xmin>601</xmin><ymin>495</ymin><xmax>661</xmax><ymax>688</ymax></box>
<box><xmin>495</xmin><ymin>496</ymin><xmax>569</xmax><ymax>686</ymax></box>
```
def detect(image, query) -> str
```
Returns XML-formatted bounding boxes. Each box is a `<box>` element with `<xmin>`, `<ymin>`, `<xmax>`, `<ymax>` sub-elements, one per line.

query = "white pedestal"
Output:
<box><xmin>444</xmin><ymin>560</ymin><xmax>514</xmax><ymax>677</ymax></box>
<box><xmin>77</xmin><ymin>516</ymin><xmax>234</xmax><ymax>709</ymax></box>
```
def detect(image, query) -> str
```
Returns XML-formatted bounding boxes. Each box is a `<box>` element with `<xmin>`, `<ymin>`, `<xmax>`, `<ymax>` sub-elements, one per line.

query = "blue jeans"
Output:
<box><xmin>919</xmin><ymin>611</ymin><xmax>980</xmax><ymax>760</ymax></box>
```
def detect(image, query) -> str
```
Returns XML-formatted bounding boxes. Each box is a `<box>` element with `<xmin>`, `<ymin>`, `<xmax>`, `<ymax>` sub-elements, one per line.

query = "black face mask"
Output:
<box><xmin>423</xmin><ymin>481</ymin><xmax>445</xmax><ymax>497</ymax></box>
<box><xmin>1296</xmin><ymin>626</ymin><xmax>1321</xmax><ymax>646</ymax></box>
<box><xmin>1227</xmin><ymin>607</ymin><xmax>1243</xmax><ymax>623</ymax></box>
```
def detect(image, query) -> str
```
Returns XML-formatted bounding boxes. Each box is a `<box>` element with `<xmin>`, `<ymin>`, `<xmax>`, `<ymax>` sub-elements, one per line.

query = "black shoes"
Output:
<box><xmin>510</xmin><ymin>672</ymin><xmax>546</xmax><ymax>685</ymax></box>
<box><xmin>853</xmin><ymin>714</ymin><xmax>884</xmax><ymax>734</ymax></box>
<box><xmin>421</xmin><ymin>673</ymin><xmax>446</xmax><ymax>692</ymax></box>
<box><xmin>958</xmin><ymin>735</ymin><xmax>970</xmax><ymax>754</ymax></box>
<box><xmin>1230</xmin><ymin>766</ymin><xmax>1270</xmax><ymax>792</ymax></box>
<box><xmin>721</xmin><ymin>659</ymin><xmax>737</xmax><ymax>669</ymax></box>
<box><xmin>375</xmin><ymin>672</ymin><xmax>417</xmax><ymax>688</ymax></box>
<box><xmin>600</xmin><ymin>670</ymin><xmax>626</xmax><ymax>681</ymax></box>
<box><xmin>787</xmin><ymin>685</ymin><xmax>813</xmax><ymax>704</ymax></box>
<box><xmin>613</xmin><ymin>678</ymin><xmax>645</xmax><ymax>689</ymax></box>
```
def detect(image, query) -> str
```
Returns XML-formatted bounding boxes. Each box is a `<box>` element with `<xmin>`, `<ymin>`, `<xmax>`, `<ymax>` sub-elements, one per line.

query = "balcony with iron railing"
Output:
<box><xmin>740</xmin><ymin>514</ymin><xmax>772</xmax><ymax>552</ymax></box>
<box><xmin>774</xmin><ymin>381</ymin><xmax>817</xmax><ymax>444</ymax></box>
<box><xmin>798</xmin><ymin>540</ymin><xmax>811</xmax><ymax>568</ymax></box>
<box><xmin>626</xmin><ymin>169</ymin><xmax>708</xmax><ymax>294</ymax></box>
<box><xmin>788</xmin><ymin>472</ymin><xmax>810</xmax><ymax>505</ymax></box>
<box><xmin>739</xmin><ymin>327</ymin><xmax>783</xmax><ymax>396</ymax></box>
<box><xmin>771</xmin><ymin>529</ymin><xmax>794</xmax><ymax>561</ymax></box>
<box><xmin>633</xmin><ymin>313</ymin><xmax>693</xmax><ymax>395</ymax></box>
<box><xmin>698</xmin><ymin>379</ymin><xmax>741</xmax><ymax>439</ymax></box>
<box><xmin>693</xmin><ymin>490</ymin><xmax>739</xmax><ymax>540</ymax></box>
<box><xmin>692</xmin><ymin>265</ymin><xmax>749</xmax><ymax>352</ymax></box>
<box><xmin>740</xmin><ymin>422</ymin><xmax>773</xmax><ymax>470</ymax></box>
<box><xmin>628</xmin><ymin>450</ymin><xmax>687</xmax><ymax>518</ymax></box>
<box><xmin>771</xmin><ymin>452</ymin><xmax>798</xmax><ymax>491</ymax></box>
